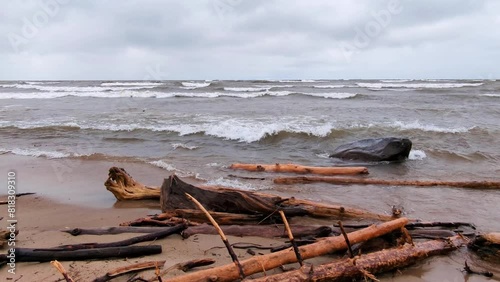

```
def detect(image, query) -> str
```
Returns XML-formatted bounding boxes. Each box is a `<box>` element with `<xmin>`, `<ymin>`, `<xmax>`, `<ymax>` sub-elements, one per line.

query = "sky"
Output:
<box><xmin>1</xmin><ymin>0</ymin><xmax>499</xmax><ymax>80</ymax></box>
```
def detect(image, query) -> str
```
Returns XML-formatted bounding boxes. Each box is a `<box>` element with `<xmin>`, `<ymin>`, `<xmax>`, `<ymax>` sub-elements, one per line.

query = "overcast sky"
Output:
<box><xmin>1</xmin><ymin>0</ymin><xmax>499</xmax><ymax>80</ymax></box>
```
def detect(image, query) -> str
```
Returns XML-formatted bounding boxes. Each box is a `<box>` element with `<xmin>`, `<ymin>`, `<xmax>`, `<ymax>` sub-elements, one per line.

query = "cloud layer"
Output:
<box><xmin>1</xmin><ymin>0</ymin><xmax>499</xmax><ymax>79</ymax></box>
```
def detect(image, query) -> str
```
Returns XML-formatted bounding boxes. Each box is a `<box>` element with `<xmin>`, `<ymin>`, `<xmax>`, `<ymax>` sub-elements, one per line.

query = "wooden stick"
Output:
<box><xmin>145</xmin><ymin>259</ymin><xmax>216</xmax><ymax>282</ymax></box>
<box><xmin>279</xmin><ymin>210</ymin><xmax>303</xmax><ymax>266</ymax></box>
<box><xmin>273</xmin><ymin>176</ymin><xmax>500</xmax><ymax>189</ymax></box>
<box><xmin>182</xmin><ymin>224</ymin><xmax>332</xmax><ymax>239</ymax></box>
<box><xmin>93</xmin><ymin>260</ymin><xmax>166</xmax><ymax>282</ymax></box>
<box><xmin>338</xmin><ymin>221</ymin><xmax>354</xmax><ymax>258</ymax></box>
<box><xmin>184</xmin><ymin>193</ymin><xmax>245</xmax><ymax>279</ymax></box>
<box><xmin>62</xmin><ymin>226</ymin><xmax>177</xmax><ymax>236</ymax></box>
<box><xmin>230</xmin><ymin>163</ymin><xmax>368</xmax><ymax>176</ymax></box>
<box><xmin>51</xmin><ymin>260</ymin><xmax>75</xmax><ymax>282</ymax></box>
<box><xmin>246</xmin><ymin>235</ymin><xmax>468</xmax><ymax>282</ymax></box>
<box><xmin>162</xmin><ymin>217</ymin><xmax>409</xmax><ymax>282</ymax></box>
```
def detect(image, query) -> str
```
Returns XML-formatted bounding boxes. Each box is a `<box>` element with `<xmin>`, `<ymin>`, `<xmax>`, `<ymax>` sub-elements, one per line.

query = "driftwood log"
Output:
<box><xmin>274</xmin><ymin>176</ymin><xmax>500</xmax><ymax>189</ymax></box>
<box><xmin>0</xmin><ymin>245</ymin><xmax>162</xmax><ymax>262</ymax></box>
<box><xmin>161</xmin><ymin>174</ymin><xmax>393</xmax><ymax>221</ymax></box>
<box><xmin>229</xmin><ymin>163</ymin><xmax>369</xmax><ymax>175</ymax></box>
<box><xmin>105</xmin><ymin>167</ymin><xmax>160</xmax><ymax>200</ymax></box>
<box><xmin>182</xmin><ymin>224</ymin><xmax>333</xmax><ymax>239</ymax></box>
<box><xmin>469</xmin><ymin>232</ymin><xmax>500</xmax><ymax>261</ymax></box>
<box><xmin>247</xmin><ymin>235</ymin><xmax>468</xmax><ymax>282</ymax></box>
<box><xmin>163</xmin><ymin>218</ymin><xmax>408</xmax><ymax>282</ymax></box>
<box><xmin>62</xmin><ymin>226</ymin><xmax>178</xmax><ymax>236</ymax></box>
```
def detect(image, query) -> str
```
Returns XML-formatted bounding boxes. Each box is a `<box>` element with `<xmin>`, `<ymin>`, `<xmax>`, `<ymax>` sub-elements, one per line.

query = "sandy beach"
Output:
<box><xmin>1</xmin><ymin>153</ymin><xmax>499</xmax><ymax>281</ymax></box>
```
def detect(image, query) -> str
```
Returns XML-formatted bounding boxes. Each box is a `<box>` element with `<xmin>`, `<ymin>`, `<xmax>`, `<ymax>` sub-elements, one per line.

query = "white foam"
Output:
<box><xmin>278</xmin><ymin>79</ymin><xmax>316</xmax><ymax>82</ymax></box>
<box><xmin>2</xmin><ymin>148</ymin><xmax>70</xmax><ymax>159</ymax></box>
<box><xmin>205</xmin><ymin>177</ymin><xmax>261</xmax><ymax>191</ymax></box>
<box><xmin>390</xmin><ymin>121</ymin><xmax>473</xmax><ymax>133</ymax></box>
<box><xmin>149</xmin><ymin>160</ymin><xmax>177</xmax><ymax>171</ymax></box>
<box><xmin>224</xmin><ymin>87</ymin><xmax>270</xmax><ymax>92</ymax></box>
<box><xmin>180</xmin><ymin>82</ymin><xmax>211</xmax><ymax>89</ymax></box>
<box><xmin>302</xmin><ymin>92</ymin><xmax>357</xmax><ymax>99</ymax></box>
<box><xmin>313</xmin><ymin>85</ymin><xmax>347</xmax><ymax>89</ymax></box>
<box><xmin>481</xmin><ymin>94</ymin><xmax>500</xmax><ymax>97</ymax></box>
<box><xmin>171</xmin><ymin>143</ymin><xmax>198</xmax><ymax>150</ymax></box>
<box><xmin>357</xmin><ymin>82</ymin><xmax>483</xmax><ymax>89</ymax></box>
<box><xmin>409</xmin><ymin>150</ymin><xmax>427</xmax><ymax>160</ymax></box>
<box><xmin>101</xmin><ymin>82</ymin><xmax>163</xmax><ymax>86</ymax></box>
<box><xmin>379</xmin><ymin>79</ymin><xmax>413</xmax><ymax>83</ymax></box>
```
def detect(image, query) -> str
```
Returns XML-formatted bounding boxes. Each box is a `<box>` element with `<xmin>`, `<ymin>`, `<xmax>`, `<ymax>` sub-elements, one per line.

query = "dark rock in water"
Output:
<box><xmin>329</xmin><ymin>137</ymin><xmax>412</xmax><ymax>162</ymax></box>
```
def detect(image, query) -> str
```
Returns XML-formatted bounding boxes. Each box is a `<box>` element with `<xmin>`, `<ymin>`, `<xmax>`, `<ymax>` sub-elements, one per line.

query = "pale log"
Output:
<box><xmin>230</xmin><ymin>163</ymin><xmax>368</xmax><ymax>175</ymax></box>
<box><xmin>247</xmin><ymin>235</ymin><xmax>468</xmax><ymax>282</ymax></box>
<box><xmin>162</xmin><ymin>217</ymin><xmax>408</xmax><ymax>282</ymax></box>
<box><xmin>274</xmin><ymin>176</ymin><xmax>500</xmax><ymax>189</ymax></box>
<box><xmin>105</xmin><ymin>167</ymin><xmax>160</xmax><ymax>200</ymax></box>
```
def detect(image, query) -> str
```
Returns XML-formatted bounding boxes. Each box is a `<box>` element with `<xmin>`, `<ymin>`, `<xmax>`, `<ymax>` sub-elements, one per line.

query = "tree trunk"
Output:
<box><xmin>162</xmin><ymin>218</ymin><xmax>408</xmax><ymax>282</ymax></box>
<box><xmin>0</xmin><ymin>245</ymin><xmax>162</xmax><ymax>262</ymax></box>
<box><xmin>247</xmin><ymin>235</ymin><xmax>468</xmax><ymax>282</ymax></box>
<box><xmin>182</xmin><ymin>224</ymin><xmax>333</xmax><ymax>239</ymax></box>
<box><xmin>161</xmin><ymin>175</ymin><xmax>393</xmax><ymax>221</ymax></box>
<box><xmin>274</xmin><ymin>176</ymin><xmax>500</xmax><ymax>189</ymax></box>
<box><xmin>105</xmin><ymin>167</ymin><xmax>160</xmax><ymax>200</ymax></box>
<box><xmin>229</xmin><ymin>163</ymin><xmax>368</xmax><ymax>175</ymax></box>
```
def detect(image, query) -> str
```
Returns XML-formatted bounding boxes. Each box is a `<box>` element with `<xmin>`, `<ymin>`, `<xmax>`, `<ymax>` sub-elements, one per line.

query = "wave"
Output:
<box><xmin>180</xmin><ymin>82</ymin><xmax>211</xmax><ymax>89</ymax></box>
<box><xmin>171</xmin><ymin>143</ymin><xmax>198</xmax><ymax>150</ymax></box>
<box><xmin>481</xmin><ymin>94</ymin><xmax>500</xmax><ymax>97</ymax></box>
<box><xmin>148</xmin><ymin>160</ymin><xmax>193</xmax><ymax>177</ymax></box>
<box><xmin>387</xmin><ymin>121</ymin><xmax>474</xmax><ymax>133</ymax></box>
<box><xmin>303</xmin><ymin>92</ymin><xmax>357</xmax><ymax>99</ymax></box>
<box><xmin>1</xmin><ymin>84</ymin><xmax>157</xmax><ymax>92</ymax></box>
<box><xmin>379</xmin><ymin>79</ymin><xmax>414</xmax><ymax>83</ymax></box>
<box><xmin>0</xmin><ymin>148</ymin><xmax>70</xmax><ymax>159</ymax></box>
<box><xmin>224</xmin><ymin>87</ymin><xmax>270</xmax><ymax>92</ymax></box>
<box><xmin>357</xmin><ymin>82</ymin><xmax>483</xmax><ymax>89</ymax></box>
<box><xmin>313</xmin><ymin>85</ymin><xmax>348</xmax><ymax>89</ymax></box>
<box><xmin>278</xmin><ymin>79</ymin><xmax>316</xmax><ymax>83</ymax></box>
<box><xmin>427</xmin><ymin>149</ymin><xmax>495</xmax><ymax>162</ymax></box>
<box><xmin>101</xmin><ymin>82</ymin><xmax>163</xmax><ymax>86</ymax></box>
<box><xmin>205</xmin><ymin>177</ymin><xmax>265</xmax><ymax>191</ymax></box>
<box><xmin>408</xmin><ymin>150</ymin><xmax>427</xmax><ymax>160</ymax></box>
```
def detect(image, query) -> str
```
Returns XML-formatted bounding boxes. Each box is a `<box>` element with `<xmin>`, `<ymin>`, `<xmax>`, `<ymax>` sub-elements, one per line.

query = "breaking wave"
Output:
<box><xmin>180</xmin><ymin>82</ymin><xmax>211</xmax><ymax>89</ymax></box>
<box><xmin>357</xmin><ymin>82</ymin><xmax>483</xmax><ymax>89</ymax></box>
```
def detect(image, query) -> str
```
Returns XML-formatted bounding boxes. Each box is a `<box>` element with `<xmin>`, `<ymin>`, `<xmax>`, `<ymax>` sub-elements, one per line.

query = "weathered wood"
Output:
<box><xmin>469</xmin><ymin>232</ymin><xmax>500</xmax><ymax>261</ymax></box>
<box><xmin>161</xmin><ymin>175</ymin><xmax>393</xmax><ymax>221</ymax></box>
<box><xmin>247</xmin><ymin>235</ymin><xmax>468</xmax><ymax>282</ymax></box>
<box><xmin>0</xmin><ymin>245</ymin><xmax>162</xmax><ymax>262</ymax></box>
<box><xmin>144</xmin><ymin>259</ymin><xmax>216</xmax><ymax>282</ymax></box>
<box><xmin>229</xmin><ymin>163</ymin><xmax>369</xmax><ymax>175</ymax></box>
<box><xmin>93</xmin><ymin>260</ymin><xmax>167</xmax><ymax>282</ymax></box>
<box><xmin>43</xmin><ymin>225</ymin><xmax>185</xmax><ymax>251</ymax></box>
<box><xmin>182</xmin><ymin>224</ymin><xmax>333</xmax><ymax>239</ymax></box>
<box><xmin>105</xmin><ymin>167</ymin><xmax>160</xmax><ymax>200</ymax></box>
<box><xmin>162</xmin><ymin>218</ymin><xmax>409</xmax><ymax>282</ymax></box>
<box><xmin>274</xmin><ymin>176</ymin><xmax>500</xmax><ymax>189</ymax></box>
<box><xmin>62</xmin><ymin>226</ymin><xmax>176</xmax><ymax>236</ymax></box>
<box><xmin>51</xmin><ymin>260</ymin><xmax>75</xmax><ymax>282</ymax></box>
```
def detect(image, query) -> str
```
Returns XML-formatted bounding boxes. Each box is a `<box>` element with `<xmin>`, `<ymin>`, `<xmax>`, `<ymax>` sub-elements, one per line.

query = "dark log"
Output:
<box><xmin>274</xmin><ymin>176</ymin><xmax>500</xmax><ymax>189</ymax></box>
<box><xmin>62</xmin><ymin>226</ymin><xmax>176</xmax><ymax>236</ymax></box>
<box><xmin>469</xmin><ymin>232</ymin><xmax>500</xmax><ymax>261</ymax></box>
<box><xmin>182</xmin><ymin>224</ymin><xmax>333</xmax><ymax>239</ymax></box>
<box><xmin>162</xmin><ymin>218</ymin><xmax>408</xmax><ymax>282</ymax></box>
<box><xmin>0</xmin><ymin>192</ymin><xmax>36</xmax><ymax>205</ymax></box>
<box><xmin>247</xmin><ymin>235</ymin><xmax>468</xmax><ymax>282</ymax></box>
<box><xmin>161</xmin><ymin>175</ymin><xmax>393</xmax><ymax>221</ymax></box>
<box><xmin>42</xmin><ymin>224</ymin><xmax>185</xmax><ymax>251</ymax></box>
<box><xmin>0</xmin><ymin>245</ymin><xmax>162</xmax><ymax>262</ymax></box>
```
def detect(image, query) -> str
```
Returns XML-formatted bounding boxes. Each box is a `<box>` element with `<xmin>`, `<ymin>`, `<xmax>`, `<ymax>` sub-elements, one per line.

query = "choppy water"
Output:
<box><xmin>2</xmin><ymin>78</ymin><xmax>500</xmax><ymax>279</ymax></box>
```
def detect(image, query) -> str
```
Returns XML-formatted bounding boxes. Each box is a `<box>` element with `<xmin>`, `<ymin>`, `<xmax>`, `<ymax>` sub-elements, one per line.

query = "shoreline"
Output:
<box><xmin>1</xmin><ymin>154</ymin><xmax>499</xmax><ymax>280</ymax></box>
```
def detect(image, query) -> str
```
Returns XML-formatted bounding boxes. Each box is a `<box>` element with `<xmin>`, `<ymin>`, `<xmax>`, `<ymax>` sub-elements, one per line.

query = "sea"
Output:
<box><xmin>2</xmin><ymin>79</ymin><xmax>500</xmax><ymax>278</ymax></box>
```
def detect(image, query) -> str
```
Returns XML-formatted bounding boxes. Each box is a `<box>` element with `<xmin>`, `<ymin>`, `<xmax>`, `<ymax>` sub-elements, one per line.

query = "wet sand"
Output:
<box><xmin>1</xmin><ymin>154</ymin><xmax>499</xmax><ymax>281</ymax></box>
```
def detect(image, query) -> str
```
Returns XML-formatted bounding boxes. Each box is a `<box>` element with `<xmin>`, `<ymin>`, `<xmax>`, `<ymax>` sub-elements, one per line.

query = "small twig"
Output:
<box><xmin>337</xmin><ymin>221</ymin><xmax>354</xmax><ymax>258</ymax></box>
<box><xmin>400</xmin><ymin>227</ymin><xmax>414</xmax><ymax>246</ymax></box>
<box><xmin>279</xmin><ymin>210</ymin><xmax>303</xmax><ymax>266</ymax></box>
<box><xmin>51</xmin><ymin>260</ymin><xmax>75</xmax><ymax>282</ymax></box>
<box><xmin>185</xmin><ymin>193</ymin><xmax>245</xmax><ymax>279</ymax></box>
<box><xmin>463</xmin><ymin>260</ymin><xmax>493</xmax><ymax>277</ymax></box>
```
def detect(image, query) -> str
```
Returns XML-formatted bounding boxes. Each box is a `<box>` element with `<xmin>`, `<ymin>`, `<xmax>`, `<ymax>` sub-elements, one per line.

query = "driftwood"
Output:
<box><xmin>0</xmin><ymin>192</ymin><xmax>36</xmax><ymax>205</ymax></box>
<box><xmin>142</xmin><ymin>259</ymin><xmax>216</xmax><ymax>282</ymax></box>
<box><xmin>161</xmin><ymin>175</ymin><xmax>393</xmax><ymax>221</ymax></box>
<box><xmin>182</xmin><ymin>224</ymin><xmax>333</xmax><ymax>239</ymax></box>
<box><xmin>62</xmin><ymin>226</ymin><xmax>177</xmax><ymax>236</ymax></box>
<box><xmin>0</xmin><ymin>245</ymin><xmax>162</xmax><ymax>262</ymax></box>
<box><xmin>469</xmin><ymin>232</ymin><xmax>500</xmax><ymax>261</ymax></box>
<box><xmin>163</xmin><ymin>218</ymin><xmax>408</xmax><ymax>282</ymax></box>
<box><xmin>94</xmin><ymin>260</ymin><xmax>167</xmax><ymax>282</ymax></box>
<box><xmin>51</xmin><ymin>260</ymin><xmax>75</xmax><ymax>282</ymax></box>
<box><xmin>274</xmin><ymin>176</ymin><xmax>500</xmax><ymax>189</ymax></box>
<box><xmin>229</xmin><ymin>163</ymin><xmax>368</xmax><ymax>175</ymax></box>
<box><xmin>44</xmin><ymin>224</ymin><xmax>185</xmax><ymax>251</ymax></box>
<box><xmin>247</xmin><ymin>235</ymin><xmax>468</xmax><ymax>282</ymax></box>
<box><xmin>105</xmin><ymin>167</ymin><xmax>160</xmax><ymax>200</ymax></box>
